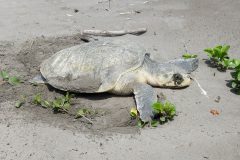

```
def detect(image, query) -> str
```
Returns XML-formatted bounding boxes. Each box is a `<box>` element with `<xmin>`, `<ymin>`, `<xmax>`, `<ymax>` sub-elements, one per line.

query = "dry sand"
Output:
<box><xmin>0</xmin><ymin>0</ymin><xmax>240</xmax><ymax>159</ymax></box>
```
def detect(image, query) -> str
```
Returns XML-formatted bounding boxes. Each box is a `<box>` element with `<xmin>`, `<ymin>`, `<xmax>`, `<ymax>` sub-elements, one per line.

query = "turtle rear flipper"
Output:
<box><xmin>29</xmin><ymin>74</ymin><xmax>47</xmax><ymax>84</ymax></box>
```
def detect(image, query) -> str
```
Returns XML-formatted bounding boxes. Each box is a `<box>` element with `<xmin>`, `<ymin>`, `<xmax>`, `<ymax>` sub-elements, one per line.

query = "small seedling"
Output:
<box><xmin>182</xmin><ymin>53</ymin><xmax>198</xmax><ymax>59</ymax></box>
<box><xmin>32</xmin><ymin>94</ymin><xmax>51</xmax><ymax>108</ymax></box>
<box><xmin>75</xmin><ymin>108</ymin><xmax>94</xmax><ymax>124</ymax></box>
<box><xmin>0</xmin><ymin>70</ymin><xmax>21</xmax><ymax>85</ymax></box>
<box><xmin>51</xmin><ymin>92</ymin><xmax>73</xmax><ymax>113</ymax></box>
<box><xmin>130</xmin><ymin>101</ymin><xmax>176</xmax><ymax>128</ymax></box>
<box><xmin>204</xmin><ymin>45</ymin><xmax>231</xmax><ymax>69</ymax></box>
<box><xmin>15</xmin><ymin>96</ymin><xmax>26</xmax><ymax>108</ymax></box>
<box><xmin>152</xmin><ymin>101</ymin><xmax>176</xmax><ymax>125</ymax></box>
<box><xmin>0</xmin><ymin>70</ymin><xmax>9</xmax><ymax>80</ymax></box>
<box><xmin>15</xmin><ymin>101</ymin><xmax>25</xmax><ymax>108</ymax></box>
<box><xmin>230</xmin><ymin>63</ymin><xmax>240</xmax><ymax>93</ymax></box>
<box><xmin>32</xmin><ymin>92</ymin><xmax>74</xmax><ymax>112</ymax></box>
<box><xmin>130</xmin><ymin>107</ymin><xmax>138</xmax><ymax>118</ymax></box>
<box><xmin>31</xmin><ymin>93</ymin><xmax>100</xmax><ymax>123</ymax></box>
<box><xmin>33</xmin><ymin>94</ymin><xmax>42</xmax><ymax>105</ymax></box>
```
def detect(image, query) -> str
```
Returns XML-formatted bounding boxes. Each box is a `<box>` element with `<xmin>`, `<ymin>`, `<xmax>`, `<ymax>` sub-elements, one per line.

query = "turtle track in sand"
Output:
<box><xmin>0</xmin><ymin>34</ymin><xmax>138</xmax><ymax>134</ymax></box>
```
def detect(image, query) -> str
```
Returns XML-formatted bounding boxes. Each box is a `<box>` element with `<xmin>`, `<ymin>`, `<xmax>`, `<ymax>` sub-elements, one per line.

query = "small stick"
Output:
<box><xmin>81</xmin><ymin>115</ymin><xmax>94</xmax><ymax>124</ymax></box>
<box><xmin>30</xmin><ymin>40</ymin><xmax>34</xmax><ymax>50</ymax></box>
<box><xmin>82</xmin><ymin>28</ymin><xmax>147</xmax><ymax>37</ymax></box>
<box><xmin>108</xmin><ymin>0</ymin><xmax>111</xmax><ymax>9</ymax></box>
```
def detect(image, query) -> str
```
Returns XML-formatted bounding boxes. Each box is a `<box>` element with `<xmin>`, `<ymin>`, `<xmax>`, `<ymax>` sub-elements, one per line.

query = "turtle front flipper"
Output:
<box><xmin>165</xmin><ymin>58</ymin><xmax>199</xmax><ymax>73</ymax></box>
<box><xmin>133</xmin><ymin>83</ymin><xmax>157</xmax><ymax>122</ymax></box>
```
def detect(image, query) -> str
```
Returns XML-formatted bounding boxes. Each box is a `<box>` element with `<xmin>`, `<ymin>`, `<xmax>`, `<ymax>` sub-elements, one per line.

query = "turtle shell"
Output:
<box><xmin>40</xmin><ymin>39</ymin><xmax>147</xmax><ymax>93</ymax></box>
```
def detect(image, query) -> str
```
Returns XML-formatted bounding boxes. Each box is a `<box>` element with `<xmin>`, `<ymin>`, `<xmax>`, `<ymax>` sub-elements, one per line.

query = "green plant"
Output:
<box><xmin>228</xmin><ymin>59</ymin><xmax>240</xmax><ymax>69</ymax></box>
<box><xmin>51</xmin><ymin>92</ymin><xmax>73</xmax><ymax>113</ymax></box>
<box><xmin>15</xmin><ymin>95</ymin><xmax>26</xmax><ymax>108</ymax></box>
<box><xmin>130</xmin><ymin>101</ymin><xmax>176</xmax><ymax>128</ymax></box>
<box><xmin>204</xmin><ymin>45</ymin><xmax>231</xmax><ymax>69</ymax></box>
<box><xmin>33</xmin><ymin>94</ymin><xmax>42</xmax><ymax>105</ymax></box>
<box><xmin>230</xmin><ymin>63</ymin><xmax>240</xmax><ymax>92</ymax></box>
<box><xmin>203</xmin><ymin>45</ymin><xmax>240</xmax><ymax>94</ymax></box>
<box><xmin>32</xmin><ymin>93</ymin><xmax>99</xmax><ymax>123</ymax></box>
<box><xmin>130</xmin><ymin>107</ymin><xmax>138</xmax><ymax>118</ymax></box>
<box><xmin>151</xmin><ymin>101</ymin><xmax>176</xmax><ymax>125</ymax></box>
<box><xmin>32</xmin><ymin>92</ymin><xmax>74</xmax><ymax>113</ymax></box>
<box><xmin>0</xmin><ymin>70</ymin><xmax>21</xmax><ymax>85</ymax></box>
<box><xmin>182</xmin><ymin>53</ymin><xmax>198</xmax><ymax>59</ymax></box>
<box><xmin>75</xmin><ymin>108</ymin><xmax>94</xmax><ymax>124</ymax></box>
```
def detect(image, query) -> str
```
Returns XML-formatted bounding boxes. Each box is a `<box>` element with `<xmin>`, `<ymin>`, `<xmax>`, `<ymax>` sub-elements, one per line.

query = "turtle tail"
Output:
<box><xmin>29</xmin><ymin>74</ymin><xmax>47</xmax><ymax>84</ymax></box>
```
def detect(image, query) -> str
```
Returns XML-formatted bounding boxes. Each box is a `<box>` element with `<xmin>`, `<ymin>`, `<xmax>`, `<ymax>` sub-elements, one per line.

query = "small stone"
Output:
<box><xmin>134</xmin><ymin>10</ymin><xmax>141</xmax><ymax>14</ymax></box>
<box><xmin>214</xmin><ymin>96</ymin><xmax>220</xmax><ymax>103</ymax></box>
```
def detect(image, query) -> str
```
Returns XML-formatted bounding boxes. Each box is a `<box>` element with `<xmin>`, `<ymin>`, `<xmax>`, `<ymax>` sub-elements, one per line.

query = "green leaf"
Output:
<box><xmin>215</xmin><ymin>45</ymin><xmax>222</xmax><ymax>49</ymax></box>
<box><xmin>227</xmin><ymin>59</ymin><xmax>236</xmax><ymax>68</ymax></box>
<box><xmin>0</xmin><ymin>71</ymin><xmax>9</xmax><ymax>80</ymax></box>
<box><xmin>15</xmin><ymin>100</ymin><xmax>25</xmax><ymax>108</ymax></box>
<box><xmin>221</xmin><ymin>45</ymin><xmax>230</xmax><ymax>54</ymax></box>
<box><xmin>76</xmin><ymin>109</ymin><xmax>86</xmax><ymax>117</ymax></box>
<box><xmin>152</xmin><ymin>102</ymin><xmax>164</xmax><ymax>113</ymax></box>
<box><xmin>52</xmin><ymin>100</ymin><xmax>60</xmax><ymax>108</ymax></box>
<box><xmin>221</xmin><ymin>58</ymin><xmax>230</xmax><ymax>68</ymax></box>
<box><xmin>63</xmin><ymin>103</ymin><xmax>70</xmax><ymax>110</ymax></box>
<box><xmin>213</xmin><ymin>47</ymin><xmax>221</xmax><ymax>58</ymax></box>
<box><xmin>162</xmin><ymin>101</ymin><xmax>176</xmax><ymax>119</ymax></box>
<box><xmin>41</xmin><ymin>100</ymin><xmax>50</xmax><ymax>108</ymax></box>
<box><xmin>237</xmin><ymin>72</ymin><xmax>240</xmax><ymax>81</ymax></box>
<box><xmin>130</xmin><ymin>107</ymin><xmax>138</xmax><ymax>118</ymax></box>
<box><xmin>204</xmin><ymin>48</ymin><xmax>213</xmax><ymax>54</ymax></box>
<box><xmin>236</xmin><ymin>64</ymin><xmax>240</xmax><ymax>70</ymax></box>
<box><xmin>33</xmin><ymin>94</ymin><xmax>42</xmax><ymax>105</ymax></box>
<box><xmin>137</xmin><ymin>120</ymin><xmax>146</xmax><ymax>128</ymax></box>
<box><xmin>160</xmin><ymin>117</ymin><xmax>166</xmax><ymax>122</ymax></box>
<box><xmin>8</xmin><ymin>76</ymin><xmax>21</xmax><ymax>85</ymax></box>
<box><xmin>151</xmin><ymin>120</ymin><xmax>159</xmax><ymax>127</ymax></box>
<box><xmin>182</xmin><ymin>53</ymin><xmax>198</xmax><ymax>59</ymax></box>
<box><xmin>231</xmin><ymin>81</ymin><xmax>237</xmax><ymax>88</ymax></box>
<box><xmin>231</xmin><ymin>59</ymin><xmax>240</xmax><ymax>69</ymax></box>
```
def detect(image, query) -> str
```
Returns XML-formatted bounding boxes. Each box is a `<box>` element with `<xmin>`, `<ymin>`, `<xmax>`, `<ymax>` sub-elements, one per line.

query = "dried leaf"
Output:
<box><xmin>210</xmin><ymin>109</ymin><xmax>220</xmax><ymax>116</ymax></box>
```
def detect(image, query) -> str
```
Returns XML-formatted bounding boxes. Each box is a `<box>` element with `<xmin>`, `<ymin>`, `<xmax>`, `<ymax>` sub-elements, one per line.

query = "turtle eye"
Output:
<box><xmin>173</xmin><ymin>73</ymin><xmax>183</xmax><ymax>85</ymax></box>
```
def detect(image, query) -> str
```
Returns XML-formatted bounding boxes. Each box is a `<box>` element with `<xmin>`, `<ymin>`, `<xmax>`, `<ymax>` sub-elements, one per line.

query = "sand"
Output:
<box><xmin>0</xmin><ymin>0</ymin><xmax>240</xmax><ymax>159</ymax></box>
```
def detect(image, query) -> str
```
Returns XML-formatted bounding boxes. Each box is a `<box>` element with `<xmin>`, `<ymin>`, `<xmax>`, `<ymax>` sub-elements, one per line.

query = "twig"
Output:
<box><xmin>119</xmin><ymin>11</ymin><xmax>132</xmax><ymax>15</ymax></box>
<box><xmin>30</xmin><ymin>40</ymin><xmax>34</xmax><ymax>50</ymax></box>
<box><xmin>82</xmin><ymin>115</ymin><xmax>94</xmax><ymax>124</ymax></box>
<box><xmin>82</xmin><ymin>28</ymin><xmax>147</xmax><ymax>36</ymax></box>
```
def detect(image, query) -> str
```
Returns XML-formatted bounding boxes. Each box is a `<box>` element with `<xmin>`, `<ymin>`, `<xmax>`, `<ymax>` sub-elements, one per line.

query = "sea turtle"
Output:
<box><xmin>32</xmin><ymin>38</ymin><xmax>198</xmax><ymax>122</ymax></box>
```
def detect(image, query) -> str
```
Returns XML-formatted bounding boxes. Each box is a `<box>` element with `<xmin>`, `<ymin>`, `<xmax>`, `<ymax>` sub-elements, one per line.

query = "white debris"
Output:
<box><xmin>192</xmin><ymin>77</ymin><xmax>209</xmax><ymax>98</ymax></box>
<box><xmin>119</xmin><ymin>11</ymin><xmax>133</xmax><ymax>15</ymax></box>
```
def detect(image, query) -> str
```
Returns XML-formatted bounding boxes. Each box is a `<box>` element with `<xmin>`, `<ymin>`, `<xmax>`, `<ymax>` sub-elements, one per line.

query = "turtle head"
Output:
<box><xmin>157</xmin><ymin>72</ymin><xmax>192</xmax><ymax>88</ymax></box>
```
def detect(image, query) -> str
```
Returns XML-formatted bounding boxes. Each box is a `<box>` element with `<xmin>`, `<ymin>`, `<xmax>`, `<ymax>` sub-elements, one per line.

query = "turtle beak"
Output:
<box><xmin>179</xmin><ymin>74</ymin><xmax>192</xmax><ymax>87</ymax></box>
